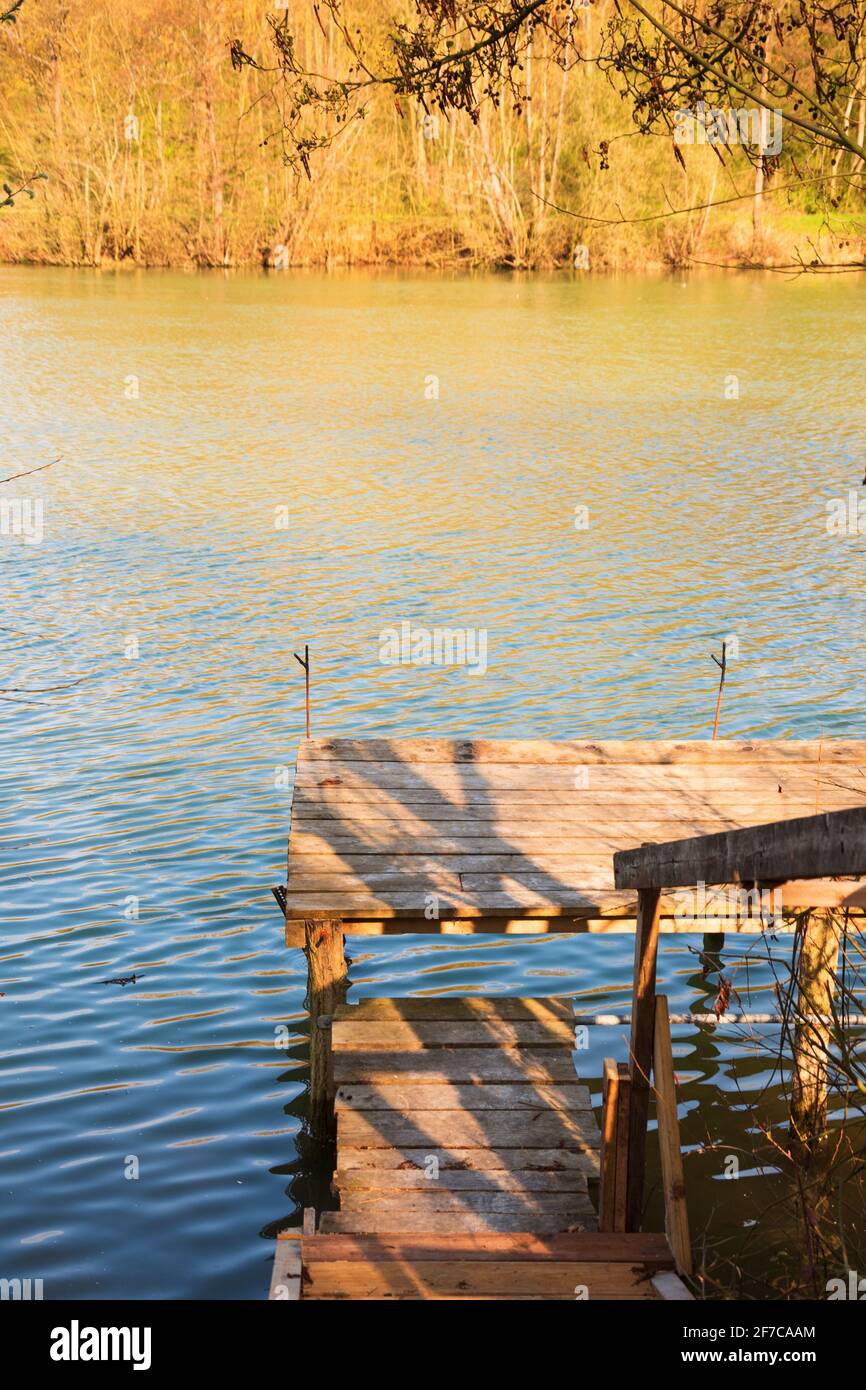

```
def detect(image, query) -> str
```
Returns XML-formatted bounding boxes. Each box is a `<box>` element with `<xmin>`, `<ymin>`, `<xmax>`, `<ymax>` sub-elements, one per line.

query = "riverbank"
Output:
<box><xmin>1</xmin><ymin>204</ymin><xmax>864</xmax><ymax>273</ymax></box>
<box><xmin>3</xmin><ymin>2</ymin><xmax>865</xmax><ymax>277</ymax></box>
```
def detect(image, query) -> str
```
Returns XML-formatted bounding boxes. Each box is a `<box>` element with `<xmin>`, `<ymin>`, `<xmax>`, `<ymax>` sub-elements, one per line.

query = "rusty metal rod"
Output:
<box><xmin>293</xmin><ymin>642</ymin><xmax>310</xmax><ymax>737</ymax></box>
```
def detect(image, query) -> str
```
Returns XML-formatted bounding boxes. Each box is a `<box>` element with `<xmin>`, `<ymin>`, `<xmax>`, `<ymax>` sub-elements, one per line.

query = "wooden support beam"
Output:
<box><xmin>305</xmin><ymin>919</ymin><xmax>347</xmax><ymax>1140</ymax></box>
<box><xmin>613</xmin><ymin>1064</ymin><xmax>631</xmax><ymax>1234</ymax></box>
<box><xmin>599</xmin><ymin>1058</ymin><xmax>619</xmax><ymax>1232</ymax></box>
<box><xmin>790</xmin><ymin>910</ymin><xmax>841</xmax><ymax>1144</ymax></box>
<box><xmin>588</xmin><ymin>1063</ymin><xmax>632</xmax><ymax>1232</ymax></box>
<box><xmin>652</xmin><ymin>995</ymin><xmax>691</xmax><ymax>1276</ymax></box>
<box><xmin>614</xmin><ymin>805</ymin><xmax>866</xmax><ymax>890</ymax></box>
<box><xmin>626</xmin><ymin>887</ymin><xmax>661</xmax><ymax>1230</ymax></box>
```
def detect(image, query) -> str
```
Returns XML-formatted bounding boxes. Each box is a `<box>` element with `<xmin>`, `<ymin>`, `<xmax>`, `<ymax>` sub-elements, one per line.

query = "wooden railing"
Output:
<box><xmin>611</xmin><ymin>806</ymin><xmax>866</xmax><ymax>1248</ymax></box>
<box><xmin>599</xmin><ymin>994</ymin><xmax>691</xmax><ymax>1275</ymax></box>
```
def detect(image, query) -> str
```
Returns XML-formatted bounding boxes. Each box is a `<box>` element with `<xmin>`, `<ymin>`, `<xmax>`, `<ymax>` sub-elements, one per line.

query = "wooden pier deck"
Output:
<box><xmin>327</xmin><ymin>996</ymin><xmax>600</xmax><ymax>1236</ymax></box>
<box><xmin>284</xmin><ymin>738</ymin><xmax>866</xmax><ymax>932</ymax></box>
<box><xmin>274</xmin><ymin>737</ymin><xmax>866</xmax><ymax>1301</ymax></box>
<box><xmin>274</xmin><ymin>993</ymin><xmax>686</xmax><ymax>1300</ymax></box>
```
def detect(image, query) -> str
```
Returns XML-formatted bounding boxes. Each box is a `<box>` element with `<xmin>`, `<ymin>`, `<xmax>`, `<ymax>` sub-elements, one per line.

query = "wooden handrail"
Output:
<box><xmin>653</xmin><ymin>995</ymin><xmax>691</xmax><ymax>1277</ymax></box>
<box><xmin>626</xmin><ymin>888</ymin><xmax>661</xmax><ymax>1229</ymax></box>
<box><xmin>599</xmin><ymin>1058</ymin><xmax>631</xmax><ymax>1233</ymax></box>
<box><xmin>616</xmin><ymin>806</ymin><xmax>866</xmax><ymax>1239</ymax></box>
<box><xmin>613</xmin><ymin>806</ymin><xmax>866</xmax><ymax>890</ymax></box>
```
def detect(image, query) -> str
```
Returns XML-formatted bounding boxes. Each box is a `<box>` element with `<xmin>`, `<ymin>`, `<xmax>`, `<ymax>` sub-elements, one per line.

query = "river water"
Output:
<box><xmin>0</xmin><ymin>267</ymin><xmax>864</xmax><ymax>1298</ymax></box>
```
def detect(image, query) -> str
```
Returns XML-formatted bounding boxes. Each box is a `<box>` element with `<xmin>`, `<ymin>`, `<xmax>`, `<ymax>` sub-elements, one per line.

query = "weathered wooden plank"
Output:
<box><xmin>293</xmin><ymin>798</ymin><xmax>848</xmax><ymax>825</ymax></box>
<box><xmin>318</xmin><ymin>1210</ymin><xmax>596</xmax><ymax>1234</ymax></box>
<box><xmin>615</xmin><ymin>806</ymin><xmax>866</xmax><ymax>889</ymax></box>
<box><xmin>289</xmin><ymin>872</ymin><xmax>466</xmax><ymax>895</ymax></box>
<box><xmin>298</xmin><ymin>737</ymin><xmax>866</xmax><ymax>766</ymax></box>
<box><xmin>289</xmin><ymin>870</ymin><xmax>619</xmax><ymax>897</ymax></box>
<box><xmin>301</xmin><ymin>1289</ymin><xmax>592</xmax><ymax>1301</ymax></box>
<box><xmin>301</xmin><ymin>1259</ymin><xmax>654</xmax><ymax>1298</ymax></box>
<box><xmin>627</xmin><ymin>890</ymin><xmax>662</xmax><ymax>1231</ymax></box>
<box><xmin>290</xmin><ymin>825</ymin><xmax>866</xmax><ymax>855</ymax></box>
<box><xmin>294</xmin><ymin>789</ymin><xmax>717</xmax><ymax>808</ymax></box>
<box><xmin>292</xmin><ymin>801</ymin><xmax>865</xmax><ymax>835</ymax></box>
<box><xmin>285</xmin><ymin>889</ymin><xmax>634</xmax><ymax>919</ymax></box>
<box><xmin>286</xmin><ymin>888</ymin><xmax>627</xmax><ymax>918</ymax></box>
<box><xmin>338</xmin><ymin>1191</ymin><xmax>588</xmax><ymax>1215</ymax></box>
<box><xmin>599</xmin><ymin>1058</ymin><xmax>619</xmax><ymax>1234</ymax></box>
<box><xmin>291</xmin><ymin>793</ymin><xmax>860</xmax><ymax>821</ymax></box>
<box><xmin>301</xmin><ymin>1231</ymin><xmax>674</xmax><ymax>1262</ymax></box>
<box><xmin>301</xmin><ymin>1291</ymin><xmax>586</xmax><ymax>1299</ymax></box>
<box><xmin>653</xmin><ymin>995</ymin><xmax>691</xmax><ymax>1276</ymax></box>
<box><xmin>333</xmin><ymin>997</ymin><xmax>575</xmax><ymax>1022</ymax></box>
<box><xmin>337</xmin><ymin>1146</ymin><xmax>599</xmax><ymax>1173</ymax></box>
<box><xmin>291</xmin><ymin>818</ymin><xmax>755</xmax><ymax>840</ymax></box>
<box><xmin>286</xmin><ymin>881</ymin><xmax>866</xmax><ymax>920</ymax></box>
<box><xmin>613</xmin><ymin>1064</ymin><xmax>631</xmax><ymax>1235</ymax></box>
<box><xmin>333</xmin><ymin>1048</ymin><xmax>580</xmax><ymax>1084</ymax></box>
<box><xmin>331</xmin><ymin>1020</ymin><xmax>576</xmax><ymax>1050</ymax></box>
<box><xmin>337</xmin><ymin>1109</ymin><xmax>601</xmax><ymax>1149</ymax></box>
<box><xmin>335</xmin><ymin>1083</ymin><xmax>591</xmax><ymax>1111</ymax></box>
<box><xmin>295</xmin><ymin>760</ymin><xmax>865</xmax><ymax>792</ymax></box>
<box><xmin>335</xmin><ymin>1167</ymin><xmax>588</xmax><ymax>1192</ymax></box>
<box><xmin>290</xmin><ymin>853</ymin><xmax>655</xmax><ymax>874</ymax></box>
<box><xmin>462</xmin><ymin>872</ymin><xmax>618</xmax><ymax>892</ymax></box>
<box><xmin>288</xmin><ymin>829</ymin><xmax>747</xmax><ymax>857</ymax></box>
<box><xmin>292</xmin><ymin>915</ymin><xmax>831</xmax><ymax>938</ymax></box>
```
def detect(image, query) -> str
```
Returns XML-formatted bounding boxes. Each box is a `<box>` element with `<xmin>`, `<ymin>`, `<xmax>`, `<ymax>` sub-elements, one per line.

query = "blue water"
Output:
<box><xmin>0</xmin><ymin>267</ymin><xmax>864</xmax><ymax>1298</ymax></box>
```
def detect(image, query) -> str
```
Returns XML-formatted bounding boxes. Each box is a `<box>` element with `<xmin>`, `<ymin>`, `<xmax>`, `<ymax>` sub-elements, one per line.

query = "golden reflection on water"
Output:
<box><xmin>0</xmin><ymin>268</ymin><xmax>864</xmax><ymax>1295</ymax></box>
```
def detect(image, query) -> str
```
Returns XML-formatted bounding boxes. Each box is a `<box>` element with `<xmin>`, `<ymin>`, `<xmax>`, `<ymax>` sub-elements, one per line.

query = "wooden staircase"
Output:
<box><xmin>270</xmin><ymin>996</ymin><xmax>691</xmax><ymax>1300</ymax></box>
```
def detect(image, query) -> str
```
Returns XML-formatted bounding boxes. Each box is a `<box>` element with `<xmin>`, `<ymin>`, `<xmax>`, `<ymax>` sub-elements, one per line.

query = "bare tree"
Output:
<box><xmin>230</xmin><ymin>1</ymin><xmax>866</xmax><ymax>234</ymax></box>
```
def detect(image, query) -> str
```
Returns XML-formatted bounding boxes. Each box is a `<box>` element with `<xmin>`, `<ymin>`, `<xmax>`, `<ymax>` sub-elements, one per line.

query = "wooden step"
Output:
<box><xmin>298</xmin><ymin>1230</ymin><xmax>671</xmax><ymax>1295</ymax></box>
<box><xmin>335</xmin><ymin>1082</ymin><xmax>592</xmax><ymax>1111</ymax></box>
<box><xmin>323</xmin><ymin>995</ymin><xmax>602</xmax><ymax>1250</ymax></box>
<box><xmin>333</xmin><ymin>1047</ymin><xmax>581</xmax><ymax>1084</ymax></box>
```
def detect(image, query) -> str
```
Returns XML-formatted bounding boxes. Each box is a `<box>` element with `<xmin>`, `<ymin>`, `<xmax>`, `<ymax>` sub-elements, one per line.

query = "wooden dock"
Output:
<box><xmin>273</xmin><ymin>737</ymin><xmax>866</xmax><ymax>1301</ymax></box>
<box><xmin>272</xmin><ymin>998</ymin><xmax>685</xmax><ymax>1299</ymax></box>
<box><xmin>284</xmin><ymin>737</ymin><xmax>866</xmax><ymax>931</ymax></box>
<box><xmin>327</xmin><ymin>996</ymin><xmax>599</xmax><ymax>1236</ymax></box>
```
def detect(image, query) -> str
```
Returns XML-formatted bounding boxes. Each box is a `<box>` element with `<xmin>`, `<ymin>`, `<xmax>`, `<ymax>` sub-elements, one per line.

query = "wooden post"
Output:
<box><xmin>305</xmin><ymin>918</ymin><xmax>347</xmax><ymax>1140</ymax></box>
<box><xmin>790</xmin><ymin>910</ymin><xmax>840</xmax><ymax>1144</ymax></box>
<box><xmin>613</xmin><ymin>1063</ymin><xmax>631</xmax><ymax>1233</ymax></box>
<box><xmin>701</xmin><ymin>931</ymin><xmax>725</xmax><ymax>968</ymax></box>
<box><xmin>599</xmin><ymin>1058</ymin><xmax>619</xmax><ymax>1233</ymax></box>
<box><xmin>599</xmin><ymin>1058</ymin><xmax>632</xmax><ymax>1234</ymax></box>
<box><xmin>653</xmin><ymin>994</ymin><xmax>692</xmax><ymax>1276</ymax></box>
<box><xmin>626</xmin><ymin>886</ymin><xmax>662</xmax><ymax>1230</ymax></box>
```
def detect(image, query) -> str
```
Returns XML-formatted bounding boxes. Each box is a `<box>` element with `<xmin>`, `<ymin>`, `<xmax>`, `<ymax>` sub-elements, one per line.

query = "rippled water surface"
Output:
<box><xmin>1</xmin><ymin>267</ymin><xmax>865</xmax><ymax>1299</ymax></box>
